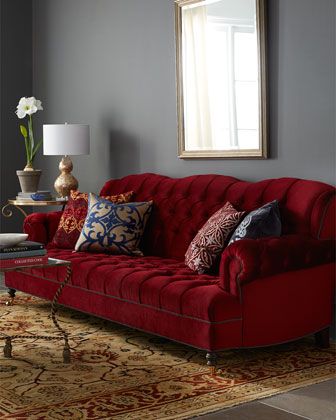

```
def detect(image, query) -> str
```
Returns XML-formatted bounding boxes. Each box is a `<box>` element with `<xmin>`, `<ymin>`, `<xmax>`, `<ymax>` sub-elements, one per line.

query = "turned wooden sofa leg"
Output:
<box><xmin>206</xmin><ymin>352</ymin><xmax>217</xmax><ymax>375</ymax></box>
<box><xmin>6</xmin><ymin>288</ymin><xmax>16</xmax><ymax>306</ymax></box>
<box><xmin>315</xmin><ymin>327</ymin><xmax>330</xmax><ymax>348</ymax></box>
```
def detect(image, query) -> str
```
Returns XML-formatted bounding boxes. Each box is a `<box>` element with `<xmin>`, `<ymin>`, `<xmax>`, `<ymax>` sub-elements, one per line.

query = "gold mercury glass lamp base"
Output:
<box><xmin>54</xmin><ymin>155</ymin><xmax>78</xmax><ymax>198</ymax></box>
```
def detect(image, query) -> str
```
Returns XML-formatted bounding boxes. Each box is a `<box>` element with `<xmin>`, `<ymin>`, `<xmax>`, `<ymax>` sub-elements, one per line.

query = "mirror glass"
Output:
<box><xmin>175</xmin><ymin>0</ymin><xmax>267</xmax><ymax>158</ymax></box>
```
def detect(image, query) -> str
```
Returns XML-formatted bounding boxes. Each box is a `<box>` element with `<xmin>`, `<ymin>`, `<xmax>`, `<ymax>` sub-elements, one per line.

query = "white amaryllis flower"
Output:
<box><xmin>15</xmin><ymin>96</ymin><xmax>44</xmax><ymax>170</ymax></box>
<box><xmin>16</xmin><ymin>96</ymin><xmax>43</xmax><ymax>119</ymax></box>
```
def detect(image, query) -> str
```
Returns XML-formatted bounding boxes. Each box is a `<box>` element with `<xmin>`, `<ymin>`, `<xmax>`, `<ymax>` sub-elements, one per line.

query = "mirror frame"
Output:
<box><xmin>175</xmin><ymin>0</ymin><xmax>268</xmax><ymax>159</ymax></box>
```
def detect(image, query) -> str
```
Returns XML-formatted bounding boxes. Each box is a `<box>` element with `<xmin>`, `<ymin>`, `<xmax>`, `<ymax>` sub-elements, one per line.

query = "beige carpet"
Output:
<box><xmin>0</xmin><ymin>292</ymin><xmax>335</xmax><ymax>419</ymax></box>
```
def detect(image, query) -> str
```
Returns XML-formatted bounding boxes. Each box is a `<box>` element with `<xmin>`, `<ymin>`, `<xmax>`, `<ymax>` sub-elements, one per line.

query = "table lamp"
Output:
<box><xmin>43</xmin><ymin>123</ymin><xmax>90</xmax><ymax>197</ymax></box>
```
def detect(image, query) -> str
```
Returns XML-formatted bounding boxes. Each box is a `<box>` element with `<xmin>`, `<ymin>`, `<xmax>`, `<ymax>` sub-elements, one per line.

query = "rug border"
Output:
<box><xmin>162</xmin><ymin>374</ymin><xmax>336</xmax><ymax>420</ymax></box>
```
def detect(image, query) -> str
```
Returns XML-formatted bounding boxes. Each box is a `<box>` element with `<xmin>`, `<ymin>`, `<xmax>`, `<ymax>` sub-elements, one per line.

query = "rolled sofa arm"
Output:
<box><xmin>23</xmin><ymin>211</ymin><xmax>63</xmax><ymax>245</ymax></box>
<box><xmin>219</xmin><ymin>235</ymin><xmax>335</xmax><ymax>297</ymax></box>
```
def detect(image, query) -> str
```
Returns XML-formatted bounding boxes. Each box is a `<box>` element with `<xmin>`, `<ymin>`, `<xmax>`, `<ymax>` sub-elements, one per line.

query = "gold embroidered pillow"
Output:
<box><xmin>75</xmin><ymin>193</ymin><xmax>153</xmax><ymax>256</ymax></box>
<box><xmin>185</xmin><ymin>202</ymin><xmax>245</xmax><ymax>274</ymax></box>
<box><xmin>52</xmin><ymin>190</ymin><xmax>134</xmax><ymax>249</ymax></box>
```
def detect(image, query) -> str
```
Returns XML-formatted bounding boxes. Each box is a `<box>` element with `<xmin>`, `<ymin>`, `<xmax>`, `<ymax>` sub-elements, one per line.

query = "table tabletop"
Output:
<box><xmin>7</xmin><ymin>198</ymin><xmax>67</xmax><ymax>206</ymax></box>
<box><xmin>0</xmin><ymin>257</ymin><xmax>71</xmax><ymax>272</ymax></box>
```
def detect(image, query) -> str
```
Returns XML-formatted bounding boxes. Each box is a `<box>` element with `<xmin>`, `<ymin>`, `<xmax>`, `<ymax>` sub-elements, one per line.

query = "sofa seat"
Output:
<box><xmin>27</xmin><ymin>248</ymin><xmax>241</xmax><ymax>324</ymax></box>
<box><xmin>7</xmin><ymin>247</ymin><xmax>243</xmax><ymax>350</ymax></box>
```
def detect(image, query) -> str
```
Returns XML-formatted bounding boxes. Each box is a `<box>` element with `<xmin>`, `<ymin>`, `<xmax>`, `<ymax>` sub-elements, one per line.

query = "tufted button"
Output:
<box><xmin>283</xmin><ymin>258</ymin><xmax>290</xmax><ymax>270</ymax></box>
<box><xmin>184</xmin><ymin>210</ymin><xmax>191</xmax><ymax>218</ymax></box>
<box><xmin>305</xmin><ymin>252</ymin><xmax>312</xmax><ymax>265</ymax></box>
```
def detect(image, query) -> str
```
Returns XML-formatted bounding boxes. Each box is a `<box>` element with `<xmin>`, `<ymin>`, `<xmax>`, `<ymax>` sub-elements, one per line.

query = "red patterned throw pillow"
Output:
<box><xmin>185</xmin><ymin>202</ymin><xmax>245</xmax><ymax>274</ymax></box>
<box><xmin>52</xmin><ymin>190</ymin><xmax>134</xmax><ymax>249</ymax></box>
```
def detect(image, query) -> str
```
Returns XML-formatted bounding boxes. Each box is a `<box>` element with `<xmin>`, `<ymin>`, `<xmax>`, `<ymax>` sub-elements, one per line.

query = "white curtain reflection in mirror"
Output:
<box><xmin>182</xmin><ymin>0</ymin><xmax>259</xmax><ymax>151</ymax></box>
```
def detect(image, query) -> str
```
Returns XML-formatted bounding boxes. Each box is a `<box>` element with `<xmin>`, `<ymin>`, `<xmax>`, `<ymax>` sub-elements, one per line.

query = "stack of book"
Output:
<box><xmin>16</xmin><ymin>191</ymin><xmax>54</xmax><ymax>201</ymax></box>
<box><xmin>0</xmin><ymin>241</ymin><xmax>48</xmax><ymax>268</ymax></box>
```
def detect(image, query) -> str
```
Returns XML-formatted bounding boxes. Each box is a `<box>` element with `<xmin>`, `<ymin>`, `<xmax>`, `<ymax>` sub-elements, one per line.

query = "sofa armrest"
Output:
<box><xmin>23</xmin><ymin>211</ymin><xmax>63</xmax><ymax>245</ymax></box>
<box><xmin>219</xmin><ymin>235</ymin><xmax>335</xmax><ymax>297</ymax></box>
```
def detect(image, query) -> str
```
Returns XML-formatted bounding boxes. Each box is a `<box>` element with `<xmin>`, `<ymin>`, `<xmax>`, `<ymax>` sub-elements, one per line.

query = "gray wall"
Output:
<box><xmin>0</xmin><ymin>0</ymin><xmax>33</xmax><ymax>232</ymax></box>
<box><xmin>1</xmin><ymin>0</ymin><xmax>335</xmax><ymax>233</ymax></box>
<box><xmin>31</xmin><ymin>0</ymin><xmax>335</xmax><ymax>196</ymax></box>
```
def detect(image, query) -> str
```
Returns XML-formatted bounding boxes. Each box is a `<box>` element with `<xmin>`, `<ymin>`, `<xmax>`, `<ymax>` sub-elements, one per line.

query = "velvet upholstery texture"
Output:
<box><xmin>23</xmin><ymin>211</ymin><xmax>63</xmax><ymax>245</ymax></box>
<box><xmin>220</xmin><ymin>234</ymin><xmax>335</xmax><ymax>297</ymax></box>
<box><xmin>6</xmin><ymin>173</ymin><xmax>335</xmax><ymax>352</ymax></box>
<box><xmin>29</xmin><ymin>248</ymin><xmax>240</xmax><ymax>323</ymax></box>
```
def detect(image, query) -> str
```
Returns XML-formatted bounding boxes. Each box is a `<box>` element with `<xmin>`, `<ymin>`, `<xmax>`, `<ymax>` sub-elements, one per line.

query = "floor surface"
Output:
<box><xmin>193</xmin><ymin>379</ymin><xmax>335</xmax><ymax>420</ymax></box>
<box><xmin>1</xmin><ymin>275</ymin><xmax>334</xmax><ymax>420</ymax></box>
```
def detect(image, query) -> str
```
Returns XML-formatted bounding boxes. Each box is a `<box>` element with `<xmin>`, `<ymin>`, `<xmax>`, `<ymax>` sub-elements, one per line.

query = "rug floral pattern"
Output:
<box><xmin>0</xmin><ymin>293</ymin><xmax>335</xmax><ymax>419</ymax></box>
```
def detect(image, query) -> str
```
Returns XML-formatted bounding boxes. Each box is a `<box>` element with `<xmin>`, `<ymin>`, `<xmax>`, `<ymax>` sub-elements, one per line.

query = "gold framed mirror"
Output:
<box><xmin>175</xmin><ymin>0</ymin><xmax>268</xmax><ymax>158</ymax></box>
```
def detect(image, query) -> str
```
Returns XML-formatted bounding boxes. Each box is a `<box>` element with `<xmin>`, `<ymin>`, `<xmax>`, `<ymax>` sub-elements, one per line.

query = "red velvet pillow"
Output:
<box><xmin>185</xmin><ymin>202</ymin><xmax>245</xmax><ymax>274</ymax></box>
<box><xmin>52</xmin><ymin>190</ymin><xmax>134</xmax><ymax>249</ymax></box>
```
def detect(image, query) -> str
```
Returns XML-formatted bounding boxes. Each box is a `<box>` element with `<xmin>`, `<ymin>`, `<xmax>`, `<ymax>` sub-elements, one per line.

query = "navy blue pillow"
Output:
<box><xmin>228</xmin><ymin>200</ymin><xmax>281</xmax><ymax>245</ymax></box>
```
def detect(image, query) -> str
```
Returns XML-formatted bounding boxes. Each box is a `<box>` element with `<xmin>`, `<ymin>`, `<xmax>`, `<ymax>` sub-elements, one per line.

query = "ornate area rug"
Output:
<box><xmin>0</xmin><ymin>292</ymin><xmax>335</xmax><ymax>419</ymax></box>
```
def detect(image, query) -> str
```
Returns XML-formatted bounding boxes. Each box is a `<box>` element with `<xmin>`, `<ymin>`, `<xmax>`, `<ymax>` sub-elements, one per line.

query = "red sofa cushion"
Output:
<box><xmin>34</xmin><ymin>248</ymin><xmax>242</xmax><ymax>323</ymax></box>
<box><xmin>99</xmin><ymin>174</ymin><xmax>336</xmax><ymax>259</ymax></box>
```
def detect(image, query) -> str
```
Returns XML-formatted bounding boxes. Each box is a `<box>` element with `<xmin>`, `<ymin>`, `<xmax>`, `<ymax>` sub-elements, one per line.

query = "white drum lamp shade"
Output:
<box><xmin>43</xmin><ymin>124</ymin><xmax>90</xmax><ymax>156</ymax></box>
<box><xmin>43</xmin><ymin>123</ymin><xmax>90</xmax><ymax>197</ymax></box>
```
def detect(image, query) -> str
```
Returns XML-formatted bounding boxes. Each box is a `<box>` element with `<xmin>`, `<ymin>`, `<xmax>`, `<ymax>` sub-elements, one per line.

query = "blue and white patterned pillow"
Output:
<box><xmin>228</xmin><ymin>200</ymin><xmax>281</xmax><ymax>245</ymax></box>
<box><xmin>75</xmin><ymin>193</ymin><xmax>153</xmax><ymax>256</ymax></box>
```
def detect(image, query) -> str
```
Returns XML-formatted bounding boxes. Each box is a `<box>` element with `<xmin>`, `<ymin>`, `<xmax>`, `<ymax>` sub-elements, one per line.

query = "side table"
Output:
<box><xmin>2</xmin><ymin>198</ymin><xmax>67</xmax><ymax>218</ymax></box>
<box><xmin>1</xmin><ymin>258</ymin><xmax>72</xmax><ymax>363</ymax></box>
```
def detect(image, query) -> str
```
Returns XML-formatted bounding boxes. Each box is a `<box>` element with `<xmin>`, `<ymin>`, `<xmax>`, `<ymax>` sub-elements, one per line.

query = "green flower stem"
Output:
<box><xmin>24</xmin><ymin>136</ymin><xmax>30</xmax><ymax>165</ymax></box>
<box><xmin>28</xmin><ymin>115</ymin><xmax>34</xmax><ymax>161</ymax></box>
<box><xmin>32</xmin><ymin>139</ymin><xmax>43</xmax><ymax>159</ymax></box>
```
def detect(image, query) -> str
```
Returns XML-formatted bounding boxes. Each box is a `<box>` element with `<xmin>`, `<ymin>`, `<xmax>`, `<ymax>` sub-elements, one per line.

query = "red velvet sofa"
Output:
<box><xmin>5</xmin><ymin>173</ymin><xmax>335</xmax><ymax>365</ymax></box>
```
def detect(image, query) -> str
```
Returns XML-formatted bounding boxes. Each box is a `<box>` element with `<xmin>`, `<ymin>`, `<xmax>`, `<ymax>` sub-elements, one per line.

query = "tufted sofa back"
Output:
<box><xmin>100</xmin><ymin>173</ymin><xmax>336</xmax><ymax>259</ymax></box>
